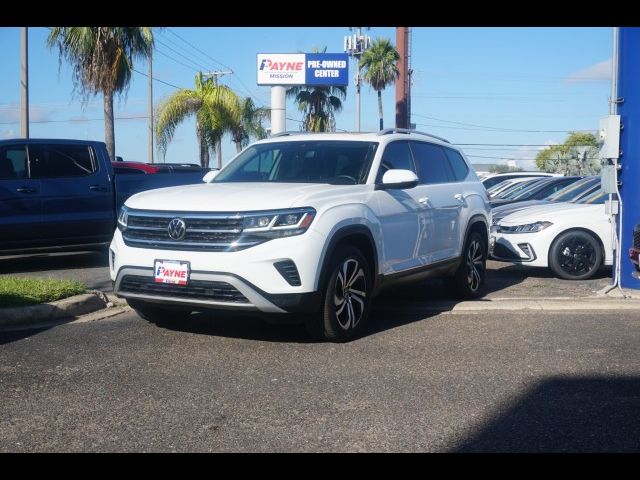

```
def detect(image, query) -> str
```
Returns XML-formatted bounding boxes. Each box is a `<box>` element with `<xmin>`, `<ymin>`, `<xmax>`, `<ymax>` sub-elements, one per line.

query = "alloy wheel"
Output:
<box><xmin>466</xmin><ymin>239</ymin><xmax>484</xmax><ymax>292</ymax></box>
<box><xmin>557</xmin><ymin>235</ymin><xmax>597</xmax><ymax>277</ymax></box>
<box><xmin>334</xmin><ymin>258</ymin><xmax>367</xmax><ymax>330</ymax></box>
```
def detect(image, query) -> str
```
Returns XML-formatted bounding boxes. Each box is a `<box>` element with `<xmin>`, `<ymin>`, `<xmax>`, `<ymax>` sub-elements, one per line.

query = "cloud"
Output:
<box><xmin>566</xmin><ymin>59</ymin><xmax>611</xmax><ymax>84</ymax></box>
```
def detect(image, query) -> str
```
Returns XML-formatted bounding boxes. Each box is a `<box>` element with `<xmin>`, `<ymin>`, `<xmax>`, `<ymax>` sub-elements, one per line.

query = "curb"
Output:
<box><xmin>376</xmin><ymin>296</ymin><xmax>640</xmax><ymax>314</ymax></box>
<box><xmin>0</xmin><ymin>291</ymin><xmax>109</xmax><ymax>328</ymax></box>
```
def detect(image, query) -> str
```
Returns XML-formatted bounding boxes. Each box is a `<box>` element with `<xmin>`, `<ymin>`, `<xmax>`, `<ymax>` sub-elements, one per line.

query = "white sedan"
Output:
<box><xmin>489</xmin><ymin>190</ymin><xmax>615</xmax><ymax>279</ymax></box>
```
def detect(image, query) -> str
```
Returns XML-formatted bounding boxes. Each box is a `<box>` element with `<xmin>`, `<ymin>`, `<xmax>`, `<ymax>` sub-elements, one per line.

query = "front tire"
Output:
<box><xmin>548</xmin><ymin>230</ymin><xmax>602</xmax><ymax>280</ymax></box>
<box><xmin>446</xmin><ymin>231</ymin><xmax>487</xmax><ymax>299</ymax></box>
<box><xmin>126</xmin><ymin>299</ymin><xmax>192</xmax><ymax>323</ymax></box>
<box><xmin>305</xmin><ymin>246</ymin><xmax>372</xmax><ymax>342</ymax></box>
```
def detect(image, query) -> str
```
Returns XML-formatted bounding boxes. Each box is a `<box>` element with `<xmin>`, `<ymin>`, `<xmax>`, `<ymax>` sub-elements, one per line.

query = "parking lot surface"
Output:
<box><xmin>1</xmin><ymin>307</ymin><xmax>638</xmax><ymax>452</ymax></box>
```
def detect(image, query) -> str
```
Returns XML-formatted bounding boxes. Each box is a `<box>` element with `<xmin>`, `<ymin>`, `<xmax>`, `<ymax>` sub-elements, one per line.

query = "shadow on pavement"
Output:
<box><xmin>451</xmin><ymin>376</ymin><xmax>640</xmax><ymax>453</ymax></box>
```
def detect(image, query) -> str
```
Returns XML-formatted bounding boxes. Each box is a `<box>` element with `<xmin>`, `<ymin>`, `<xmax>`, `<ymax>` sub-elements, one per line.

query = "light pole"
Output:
<box><xmin>344</xmin><ymin>27</ymin><xmax>371</xmax><ymax>132</ymax></box>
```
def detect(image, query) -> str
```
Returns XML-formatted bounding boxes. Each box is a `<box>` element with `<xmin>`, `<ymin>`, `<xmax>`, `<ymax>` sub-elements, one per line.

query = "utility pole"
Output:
<box><xmin>20</xmin><ymin>27</ymin><xmax>29</xmax><ymax>138</ymax></box>
<box><xmin>344</xmin><ymin>27</ymin><xmax>371</xmax><ymax>132</ymax></box>
<box><xmin>395</xmin><ymin>27</ymin><xmax>410</xmax><ymax>129</ymax></box>
<box><xmin>203</xmin><ymin>70</ymin><xmax>233</xmax><ymax>170</ymax></box>
<box><xmin>148</xmin><ymin>50</ymin><xmax>154</xmax><ymax>163</ymax></box>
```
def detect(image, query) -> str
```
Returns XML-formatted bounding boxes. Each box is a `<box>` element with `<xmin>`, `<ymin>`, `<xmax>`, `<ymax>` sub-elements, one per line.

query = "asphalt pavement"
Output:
<box><xmin>1</xmin><ymin>308</ymin><xmax>638</xmax><ymax>452</ymax></box>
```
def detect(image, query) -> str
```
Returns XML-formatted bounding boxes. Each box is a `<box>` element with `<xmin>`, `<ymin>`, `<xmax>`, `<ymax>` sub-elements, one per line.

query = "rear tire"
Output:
<box><xmin>446</xmin><ymin>231</ymin><xmax>487</xmax><ymax>299</ymax></box>
<box><xmin>126</xmin><ymin>299</ymin><xmax>192</xmax><ymax>322</ymax></box>
<box><xmin>305</xmin><ymin>246</ymin><xmax>372</xmax><ymax>342</ymax></box>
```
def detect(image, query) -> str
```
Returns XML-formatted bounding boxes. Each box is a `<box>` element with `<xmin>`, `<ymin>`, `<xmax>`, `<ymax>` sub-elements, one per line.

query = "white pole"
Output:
<box><xmin>271</xmin><ymin>86</ymin><xmax>286</xmax><ymax>135</ymax></box>
<box><xmin>20</xmin><ymin>27</ymin><xmax>29</xmax><ymax>139</ymax></box>
<box><xmin>148</xmin><ymin>50</ymin><xmax>154</xmax><ymax>163</ymax></box>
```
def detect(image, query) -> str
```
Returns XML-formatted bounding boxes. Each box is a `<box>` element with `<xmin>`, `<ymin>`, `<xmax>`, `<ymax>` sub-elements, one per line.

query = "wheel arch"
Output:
<box><xmin>315</xmin><ymin>225</ymin><xmax>379</xmax><ymax>293</ymax></box>
<box><xmin>464</xmin><ymin>214</ymin><xmax>490</xmax><ymax>254</ymax></box>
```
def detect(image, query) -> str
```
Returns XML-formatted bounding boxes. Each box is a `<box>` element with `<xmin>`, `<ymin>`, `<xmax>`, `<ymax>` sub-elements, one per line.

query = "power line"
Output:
<box><xmin>132</xmin><ymin>68</ymin><xmax>182</xmax><ymax>90</ymax></box>
<box><xmin>414</xmin><ymin>122</ymin><xmax>595</xmax><ymax>134</ymax></box>
<box><xmin>413</xmin><ymin>114</ymin><xmax>596</xmax><ymax>133</ymax></box>
<box><xmin>155</xmin><ymin>39</ymin><xmax>209</xmax><ymax>72</ymax></box>
<box><xmin>467</xmin><ymin>154</ymin><xmax>539</xmax><ymax>161</ymax></box>
<box><xmin>0</xmin><ymin>116</ymin><xmax>148</xmax><ymax>125</ymax></box>
<box><xmin>165</xmin><ymin>28</ymin><xmax>266</xmax><ymax>105</ymax></box>
<box><xmin>155</xmin><ymin>48</ymin><xmax>203</xmax><ymax>73</ymax></box>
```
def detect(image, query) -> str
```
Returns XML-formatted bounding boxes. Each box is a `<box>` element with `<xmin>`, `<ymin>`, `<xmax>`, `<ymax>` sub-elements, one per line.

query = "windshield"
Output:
<box><xmin>214</xmin><ymin>140</ymin><xmax>379</xmax><ymax>184</ymax></box>
<box><xmin>547</xmin><ymin>176</ymin><xmax>598</xmax><ymax>202</ymax></box>
<box><xmin>501</xmin><ymin>179</ymin><xmax>545</xmax><ymax>199</ymax></box>
<box><xmin>577</xmin><ymin>189</ymin><xmax>617</xmax><ymax>204</ymax></box>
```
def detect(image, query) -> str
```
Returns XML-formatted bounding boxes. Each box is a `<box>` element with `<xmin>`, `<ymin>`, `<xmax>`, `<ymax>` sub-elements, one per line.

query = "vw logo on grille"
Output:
<box><xmin>167</xmin><ymin>218</ymin><xmax>186</xmax><ymax>240</ymax></box>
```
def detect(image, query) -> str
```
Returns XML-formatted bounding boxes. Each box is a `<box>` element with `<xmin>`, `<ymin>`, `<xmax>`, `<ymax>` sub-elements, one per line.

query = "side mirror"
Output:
<box><xmin>202</xmin><ymin>169</ymin><xmax>220</xmax><ymax>183</ymax></box>
<box><xmin>377</xmin><ymin>169</ymin><xmax>419</xmax><ymax>190</ymax></box>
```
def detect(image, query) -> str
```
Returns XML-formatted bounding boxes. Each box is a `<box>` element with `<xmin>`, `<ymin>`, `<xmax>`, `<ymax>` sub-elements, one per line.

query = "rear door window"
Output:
<box><xmin>443</xmin><ymin>147</ymin><xmax>469</xmax><ymax>181</ymax></box>
<box><xmin>410</xmin><ymin>141</ymin><xmax>454</xmax><ymax>185</ymax></box>
<box><xmin>29</xmin><ymin>144</ymin><xmax>97</xmax><ymax>178</ymax></box>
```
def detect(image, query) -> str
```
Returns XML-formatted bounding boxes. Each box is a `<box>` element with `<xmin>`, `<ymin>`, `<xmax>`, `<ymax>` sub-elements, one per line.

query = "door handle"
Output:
<box><xmin>16</xmin><ymin>187</ymin><xmax>37</xmax><ymax>193</ymax></box>
<box><xmin>454</xmin><ymin>194</ymin><xmax>464</xmax><ymax>202</ymax></box>
<box><xmin>418</xmin><ymin>197</ymin><xmax>430</xmax><ymax>206</ymax></box>
<box><xmin>89</xmin><ymin>185</ymin><xmax>109</xmax><ymax>192</ymax></box>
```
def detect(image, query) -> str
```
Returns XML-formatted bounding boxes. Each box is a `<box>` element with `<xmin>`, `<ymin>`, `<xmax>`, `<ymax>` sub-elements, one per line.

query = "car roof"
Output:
<box><xmin>253</xmin><ymin>129</ymin><xmax>457</xmax><ymax>150</ymax></box>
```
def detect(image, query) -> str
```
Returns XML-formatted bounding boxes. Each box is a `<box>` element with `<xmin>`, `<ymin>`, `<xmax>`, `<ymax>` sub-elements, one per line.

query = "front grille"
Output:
<box><xmin>634</xmin><ymin>226</ymin><xmax>640</xmax><ymax>249</ymax></box>
<box><xmin>119</xmin><ymin>275</ymin><xmax>249</xmax><ymax>303</ymax></box>
<box><xmin>123</xmin><ymin>212</ymin><xmax>250</xmax><ymax>251</ymax></box>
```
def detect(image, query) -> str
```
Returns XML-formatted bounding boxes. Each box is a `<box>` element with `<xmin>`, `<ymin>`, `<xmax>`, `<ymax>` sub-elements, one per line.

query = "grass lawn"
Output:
<box><xmin>0</xmin><ymin>277</ymin><xmax>87</xmax><ymax>308</ymax></box>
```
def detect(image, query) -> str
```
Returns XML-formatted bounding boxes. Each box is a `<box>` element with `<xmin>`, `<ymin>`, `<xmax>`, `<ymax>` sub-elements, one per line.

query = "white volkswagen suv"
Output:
<box><xmin>110</xmin><ymin>129</ymin><xmax>491</xmax><ymax>341</ymax></box>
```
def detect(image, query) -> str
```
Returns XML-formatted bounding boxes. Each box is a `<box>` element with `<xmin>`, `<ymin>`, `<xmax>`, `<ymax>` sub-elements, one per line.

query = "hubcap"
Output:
<box><xmin>334</xmin><ymin>258</ymin><xmax>367</xmax><ymax>330</ymax></box>
<box><xmin>466</xmin><ymin>239</ymin><xmax>484</xmax><ymax>292</ymax></box>
<box><xmin>558</xmin><ymin>235</ymin><xmax>597</xmax><ymax>276</ymax></box>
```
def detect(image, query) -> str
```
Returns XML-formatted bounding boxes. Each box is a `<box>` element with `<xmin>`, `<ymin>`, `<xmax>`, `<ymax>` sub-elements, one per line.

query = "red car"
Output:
<box><xmin>112</xmin><ymin>161</ymin><xmax>207</xmax><ymax>175</ymax></box>
<box><xmin>630</xmin><ymin>223</ymin><xmax>640</xmax><ymax>278</ymax></box>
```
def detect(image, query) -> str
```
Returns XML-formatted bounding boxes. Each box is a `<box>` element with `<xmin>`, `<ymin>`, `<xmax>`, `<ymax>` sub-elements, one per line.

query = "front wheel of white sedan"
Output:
<box><xmin>548</xmin><ymin>230</ymin><xmax>602</xmax><ymax>280</ymax></box>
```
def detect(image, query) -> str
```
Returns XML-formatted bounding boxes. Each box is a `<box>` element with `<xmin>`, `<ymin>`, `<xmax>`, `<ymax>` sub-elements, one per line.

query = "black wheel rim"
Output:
<box><xmin>334</xmin><ymin>258</ymin><xmax>367</xmax><ymax>330</ymax></box>
<box><xmin>557</xmin><ymin>235</ymin><xmax>597</xmax><ymax>276</ymax></box>
<box><xmin>466</xmin><ymin>239</ymin><xmax>484</xmax><ymax>292</ymax></box>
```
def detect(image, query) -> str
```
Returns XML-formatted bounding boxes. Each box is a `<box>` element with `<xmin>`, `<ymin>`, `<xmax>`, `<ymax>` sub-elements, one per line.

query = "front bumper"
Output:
<box><xmin>109</xmin><ymin>228</ymin><xmax>325</xmax><ymax>314</ymax></box>
<box><xmin>489</xmin><ymin>228</ymin><xmax>554</xmax><ymax>267</ymax></box>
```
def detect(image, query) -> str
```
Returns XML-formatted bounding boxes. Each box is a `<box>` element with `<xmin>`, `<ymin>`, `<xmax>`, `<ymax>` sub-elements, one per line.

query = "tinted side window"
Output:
<box><xmin>410</xmin><ymin>142</ymin><xmax>453</xmax><ymax>184</ymax></box>
<box><xmin>0</xmin><ymin>145</ymin><xmax>28</xmax><ymax>179</ymax></box>
<box><xmin>376</xmin><ymin>141</ymin><xmax>415</xmax><ymax>183</ymax></box>
<box><xmin>443</xmin><ymin>148</ymin><xmax>469</xmax><ymax>181</ymax></box>
<box><xmin>29</xmin><ymin>144</ymin><xmax>96</xmax><ymax>178</ymax></box>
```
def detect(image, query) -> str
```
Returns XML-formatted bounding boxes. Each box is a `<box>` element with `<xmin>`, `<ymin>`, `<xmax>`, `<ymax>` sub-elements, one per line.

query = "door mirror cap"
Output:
<box><xmin>202</xmin><ymin>169</ymin><xmax>220</xmax><ymax>183</ymax></box>
<box><xmin>377</xmin><ymin>169</ymin><xmax>419</xmax><ymax>190</ymax></box>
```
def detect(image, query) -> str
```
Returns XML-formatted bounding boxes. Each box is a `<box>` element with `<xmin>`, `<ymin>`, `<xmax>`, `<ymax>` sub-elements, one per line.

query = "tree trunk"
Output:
<box><xmin>104</xmin><ymin>91</ymin><xmax>115</xmax><ymax>162</ymax></box>
<box><xmin>377</xmin><ymin>90</ymin><xmax>384</xmax><ymax>131</ymax></box>
<box><xmin>235</xmin><ymin>142</ymin><xmax>243</xmax><ymax>154</ymax></box>
<box><xmin>196</xmin><ymin>121</ymin><xmax>210</xmax><ymax>169</ymax></box>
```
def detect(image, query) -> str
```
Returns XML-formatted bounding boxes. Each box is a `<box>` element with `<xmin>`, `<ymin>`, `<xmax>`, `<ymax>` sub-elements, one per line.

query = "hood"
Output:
<box><xmin>124</xmin><ymin>182</ymin><xmax>365</xmax><ymax>212</ymax></box>
<box><xmin>499</xmin><ymin>202</ymin><xmax>605</xmax><ymax>225</ymax></box>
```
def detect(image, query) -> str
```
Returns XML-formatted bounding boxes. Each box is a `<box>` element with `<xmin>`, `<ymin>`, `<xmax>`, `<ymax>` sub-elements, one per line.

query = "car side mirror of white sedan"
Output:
<box><xmin>203</xmin><ymin>169</ymin><xmax>220</xmax><ymax>183</ymax></box>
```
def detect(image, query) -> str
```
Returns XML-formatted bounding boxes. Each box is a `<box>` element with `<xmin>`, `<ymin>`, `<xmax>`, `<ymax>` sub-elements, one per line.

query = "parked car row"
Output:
<box><xmin>483</xmin><ymin>173</ymin><xmax>618</xmax><ymax>280</ymax></box>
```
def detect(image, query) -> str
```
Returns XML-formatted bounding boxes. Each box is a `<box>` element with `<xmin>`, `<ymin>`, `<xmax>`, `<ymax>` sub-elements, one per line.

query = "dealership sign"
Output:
<box><xmin>257</xmin><ymin>53</ymin><xmax>349</xmax><ymax>86</ymax></box>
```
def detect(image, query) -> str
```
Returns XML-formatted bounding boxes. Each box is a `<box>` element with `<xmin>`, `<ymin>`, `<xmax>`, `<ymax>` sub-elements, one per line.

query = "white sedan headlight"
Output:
<box><xmin>497</xmin><ymin>221</ymin><xmax>553</xmax><ymax>234</ymax></box>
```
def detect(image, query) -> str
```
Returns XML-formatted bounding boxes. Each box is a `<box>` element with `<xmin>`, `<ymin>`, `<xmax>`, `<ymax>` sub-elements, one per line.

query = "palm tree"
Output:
<box><xmin>286</xmin><ymin>47</ymin><xmax>346</xmax><ymax>133</ymax></box>
<box><xmin>359</xmin><ymin>38</ymin><xmax>400</xmax><ymax>131</ymax></box>
<box><xmin>228</xmin><ymin>98</ymin><xmax>269</xmax><ymax>153</ymax></box>
<box><xmin>155</xmin><ymin>72</ymin><xmax>240</xmax><ymax>168</ymax></box>
<box><xmin>47</xmin><ymin>27</ymin><xmax>154</xmax><ymax>162</ymax></box>
<box><xmin>287</xmin><ymin>84</ymin><xmax>347</xmax><ymax>132</ymax></box>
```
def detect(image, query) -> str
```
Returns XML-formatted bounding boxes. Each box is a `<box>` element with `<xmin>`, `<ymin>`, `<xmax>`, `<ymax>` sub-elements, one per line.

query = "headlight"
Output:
<box><xmin>241</xmin><ymin>208</ymin><xmax>315</xmax><ymax>238</ymax></box>
<box><xmin>117</xmin><ymin>206</ymin><xmax>129</xmax><ymax>231</ymax></box>
<box><xmin>498</xmin><ymin>221</ymin><xmax>553</xmax><ymax>234</ymax></box>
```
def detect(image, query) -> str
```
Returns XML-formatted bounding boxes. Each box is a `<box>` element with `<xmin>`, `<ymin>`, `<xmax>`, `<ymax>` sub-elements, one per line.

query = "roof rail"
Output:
<box><xmin>270</xmin><ymin>131</ymin><xmax>300</xmax><ymax>137</ymax></box>
<box><xmin>377</xmin><ymin>128</ymin><xmax>450</xmax><ymax>144</ymax></box>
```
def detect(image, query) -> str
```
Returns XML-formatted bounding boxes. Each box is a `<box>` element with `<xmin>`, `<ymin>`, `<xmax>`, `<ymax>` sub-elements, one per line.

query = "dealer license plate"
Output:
<box><xmin>154</xmin><ymin>260</ymin><xmax>190</xmax><ymax>285</ymax></box>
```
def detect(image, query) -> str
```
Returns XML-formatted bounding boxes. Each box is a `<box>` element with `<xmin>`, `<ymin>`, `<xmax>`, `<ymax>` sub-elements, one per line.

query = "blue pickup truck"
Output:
<box><xmin>0</xmin><ymin>138</ymin><xmax>207</xmax><ymax>254</ymax></box>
